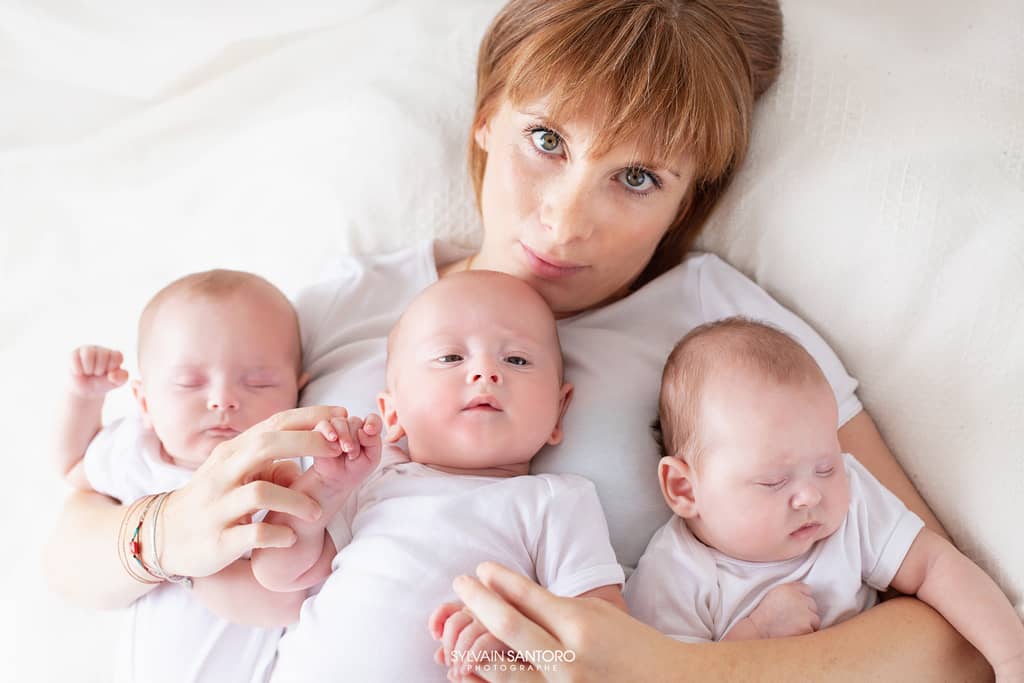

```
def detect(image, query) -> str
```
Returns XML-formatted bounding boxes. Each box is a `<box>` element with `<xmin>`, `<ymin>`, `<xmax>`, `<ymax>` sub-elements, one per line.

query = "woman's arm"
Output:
<box><xmin>450</xmin><ymin>562</ymin><xmax>993</xmax><ymax>683</ymax></box>
<box><xmin>43</xmin><ymin>490</ymin><xmax>159</xmax><ymax>608</ymax></box>
<box><xmin>448</xmin><ymin>408</ymin><xmax>993</xmax><ymax>681</ymax></box>
<box><xmin>838</xmin><ymin>409</ymin><xmax>949</xmax><ymax>539</ymax></box>
<box><xmin>43</xmin><ymin>406</ymin><xmax>347</xmax><ymax>609</ymax></box>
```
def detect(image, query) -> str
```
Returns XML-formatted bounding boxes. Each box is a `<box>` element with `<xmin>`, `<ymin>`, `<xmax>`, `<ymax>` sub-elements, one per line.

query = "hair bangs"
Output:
<box><xmin>502</xmin><ymin>2</ymin><xmax>750</xmax><ymax>179</ymax></box>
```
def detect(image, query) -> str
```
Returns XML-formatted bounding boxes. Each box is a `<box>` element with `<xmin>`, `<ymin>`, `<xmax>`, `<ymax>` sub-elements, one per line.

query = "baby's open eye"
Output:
<box><xmin>504</xmin><ymin>356</ymin><xmax>529</xmax><ymax>367</ymax></box>
<box><xmin>437</xmin><ymin>354</ymin><xmax>463</xmax><ymax>364</ymax></box>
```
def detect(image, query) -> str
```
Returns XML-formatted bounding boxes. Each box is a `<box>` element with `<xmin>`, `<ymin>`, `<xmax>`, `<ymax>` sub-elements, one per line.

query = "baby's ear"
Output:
<box><xmin>546</xmin><ymin>382</ymin><xmax>574</xmax><ymax>446</ymax></box>
<box><xmin>376</xmin><ymin>391</ymin><xmax>405</xmax><ymax>443</ymax></box>
<box><xmin>659</xmin><ymin>456</ymin><xmax>699</xmax><ymax>519</ymax></box>
<box><xmin>131</xmin><ymin>379</ymin><xmax>154</xmax><ymax>430</ymax></box>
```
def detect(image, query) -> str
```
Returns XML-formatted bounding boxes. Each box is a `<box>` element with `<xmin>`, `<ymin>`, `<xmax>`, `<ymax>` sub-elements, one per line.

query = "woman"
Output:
<box><xmin>45</xmin><ymin>0</ymin><xmax>990</xmax><ymax>679</ymax></box>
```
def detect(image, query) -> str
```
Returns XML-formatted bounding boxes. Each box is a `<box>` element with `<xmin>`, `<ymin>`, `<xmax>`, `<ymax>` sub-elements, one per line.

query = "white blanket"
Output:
<box><xmin>3</xmin><ymin>1</ymin><xmax>1021</xmax><ymax>680</ymax></box>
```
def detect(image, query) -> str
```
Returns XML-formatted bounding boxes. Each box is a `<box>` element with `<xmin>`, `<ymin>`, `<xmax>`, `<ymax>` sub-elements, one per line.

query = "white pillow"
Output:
<box><xmin>3</xmin><ymin>1</ymin><xmax>1020</xmax><ymax>680</ymax></box>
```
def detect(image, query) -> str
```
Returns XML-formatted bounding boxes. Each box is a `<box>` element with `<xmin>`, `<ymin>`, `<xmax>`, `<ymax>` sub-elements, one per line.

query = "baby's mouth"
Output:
<box><xmin>463</xmin><ymin>395</ymin><xmax>503</xmax><ymax>412</ymax></box>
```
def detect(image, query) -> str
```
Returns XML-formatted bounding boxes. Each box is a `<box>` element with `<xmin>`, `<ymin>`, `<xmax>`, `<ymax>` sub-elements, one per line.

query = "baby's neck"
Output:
<box><xmin>422</xmin><ymin>461</ymin><xmax>530</xmax><ymax>478</ymax></box>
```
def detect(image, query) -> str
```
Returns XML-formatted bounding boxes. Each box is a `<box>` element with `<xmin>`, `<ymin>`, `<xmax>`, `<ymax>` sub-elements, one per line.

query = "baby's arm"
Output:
<box><xmin>57</xmin><ymin>346</ymin><xmax>129</xmax><ymax>488</ymax></box>
<box><xmin>251</xmin><ymin>414</ymin><xmax>381</xmax><ymax>592</ymax></box>
<box><xmin>722</xmin><ymin>582</ymin><xmax>821</xmax><ymax>641</ymax></box>
<box><xmin>891</xmin><ymin>528</ymin><xmax>1024</xmax><ymax>680</ymax></box>
<box><xmin>191</xmin><ymin>558</ymin><xmax>313</xmax><ymax>628</ymax></box>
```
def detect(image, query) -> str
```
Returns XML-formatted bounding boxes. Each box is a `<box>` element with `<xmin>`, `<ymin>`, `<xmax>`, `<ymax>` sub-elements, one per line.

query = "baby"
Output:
<box><xmin>252</xmin><ymin>270</ymin><xmax>625</xmax><ymax>683</ymax></box>
<box><xmin>56</xmin><ymin>269</ymin><xmax>312</xmax><ymax>683</ymax></box>
<box><xmin>624</xmin><ymin>317</ymin><xmax>1024</xmax><ymax>679</ymax></box>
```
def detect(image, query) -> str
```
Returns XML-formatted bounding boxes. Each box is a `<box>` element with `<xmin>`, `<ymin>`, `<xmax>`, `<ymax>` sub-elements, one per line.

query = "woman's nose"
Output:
<box><xmin>539</xmin><ymin>172</ymin><xmax>593</xmax><ymax>244</ymax></box>
<box><xmin>791</xmin><ymin>483</ymin><xmax>823</xmax><ymax>509</ymax></box>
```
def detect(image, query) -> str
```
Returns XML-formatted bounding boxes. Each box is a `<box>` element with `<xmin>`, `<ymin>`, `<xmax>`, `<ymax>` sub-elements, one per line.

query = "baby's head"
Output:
<box><xmin>132</xmin><ymin>269</ymin><xmax>305</xmax><ymax>469</ymax></box>
<box><xmin>378</xmin><ymin>270</ymin><xmax>572</xmax><ymax>475</ymax></box>
<box><xmin>654</xmin><ymin>317</ymin><xmax>849</xmax><ymax>562</ymax></box>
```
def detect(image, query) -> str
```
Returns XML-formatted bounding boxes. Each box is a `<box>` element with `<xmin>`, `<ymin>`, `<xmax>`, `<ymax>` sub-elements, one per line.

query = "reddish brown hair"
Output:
<box><xmin>470</xmin><ymin>0</ymin><xmax>783</xmax><ymax>288</ymax></box>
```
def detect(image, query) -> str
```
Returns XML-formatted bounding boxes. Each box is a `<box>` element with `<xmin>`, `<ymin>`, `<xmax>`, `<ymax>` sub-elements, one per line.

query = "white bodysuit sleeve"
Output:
<box><xmin>533</xmin><ymin>475</ymin><xmax>625</xmax><ymax>598</ymax></box>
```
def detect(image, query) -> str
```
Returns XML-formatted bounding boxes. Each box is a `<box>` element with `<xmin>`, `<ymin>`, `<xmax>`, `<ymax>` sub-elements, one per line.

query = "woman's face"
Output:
<box><xmin>473</xmin><ymin>96</ymin><xmax>696</xmax><ymax>316</ymax></box>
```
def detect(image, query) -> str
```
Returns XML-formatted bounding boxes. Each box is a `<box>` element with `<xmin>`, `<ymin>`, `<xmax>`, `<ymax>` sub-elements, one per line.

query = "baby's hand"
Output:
<box><xmin>746</xmin><ymin>581</ymin><xmax>821</xmax><ymax>638</ymax></box>
<box><xmin>428</xmin><ymin>602</ymin><xmax>509</xmax><ymax>681</ymax></box>
<box><xmin>69</xmin><ymin>345</ymin><xmax>129</xmax><ymax>398</ymax></box>
<box><xmin>311</xmin><ymin>413</ymin><xmax>382</xmax><ymax>492</ymax></box>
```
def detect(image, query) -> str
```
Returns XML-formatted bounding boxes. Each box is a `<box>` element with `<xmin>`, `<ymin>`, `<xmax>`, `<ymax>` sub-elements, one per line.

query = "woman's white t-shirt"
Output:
<box><xmin>297</xmin><ymin>240</ymin><xmax>862</xmax><ymax>573</ymax></box>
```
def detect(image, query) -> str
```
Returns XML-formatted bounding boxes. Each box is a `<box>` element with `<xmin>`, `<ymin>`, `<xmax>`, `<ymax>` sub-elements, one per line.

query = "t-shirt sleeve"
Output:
<box><xmin>533</xmin><ymin>475</ymin><xmax>625</xmax><ymax>598</ymax></box>
<box><xmin>623</xmin><ymin>521</ymin><xmax>716</xmax><ymax>643</ymax></box>
<box><xmin>844</xmin><ymin>454</ymin><xmax>926</xmax><ymax>590</ymax></box>
<box><xmin>697</xmin><ymin>254</ymin><xmax>862</xmax><ymax>427</ymax></box>
<box><xmin>82</xmin><ymin>417</ymin><xmax>146</xmax><ymax>503</ymax></box>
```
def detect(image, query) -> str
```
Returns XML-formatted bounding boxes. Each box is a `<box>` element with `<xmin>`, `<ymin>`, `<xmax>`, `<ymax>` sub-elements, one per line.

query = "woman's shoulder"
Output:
<box><xmin>294</xmin><ymin>240</ymin><xmax>441</xmax><ymax>347</ymax></box>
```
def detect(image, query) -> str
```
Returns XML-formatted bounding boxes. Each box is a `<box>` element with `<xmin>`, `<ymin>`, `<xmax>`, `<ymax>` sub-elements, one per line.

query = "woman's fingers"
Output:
<box><xmin>475</xmin><ymin>562</ymin><xmax>565</xmax><ymax>639</ymax></box>
<box><xmin>453</xmin><ymin>569</ymin><xmax>562</xmax><ymax>660</ymax></box>
<box><xmin>259</xmin><ymin>405</ymin><xmax>349</xmax><ymax>433</ymax></box>
<box><xmin>222</xmin><ymin>480</ymin><xmax>322</xmax><ymax>524</ymax></box>
<box><xmin>221</xmin><ymin>429</ymin><xmax>345</xmax><ymax>484</ymax></box>
<box><xmin>219</xmin><ymin>521</ymin><xmax>298</xmax><ymax>559</ymax></box>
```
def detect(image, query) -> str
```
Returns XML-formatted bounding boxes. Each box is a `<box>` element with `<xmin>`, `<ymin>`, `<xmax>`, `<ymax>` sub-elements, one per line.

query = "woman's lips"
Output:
<box><xmin>519</xmin><ymin>242</ymin><xmax>587</xmax><ymax>280</ymax></box>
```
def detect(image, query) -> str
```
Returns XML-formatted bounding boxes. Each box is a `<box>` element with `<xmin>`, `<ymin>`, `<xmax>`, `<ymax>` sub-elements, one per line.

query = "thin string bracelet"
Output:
<box><xmin>118</xmin><ymin>495</ymin><xmax>161</xmax><ymax>585</ymax></box>
<box><xmin>128</xmin><ymin>494</ymin><xmax>163</xmax><ymax>583</ymax></box>
<box><xmin>147</xmin><ymin>492</ymin><xmax>192</xmax><ymax>589</ymax></box>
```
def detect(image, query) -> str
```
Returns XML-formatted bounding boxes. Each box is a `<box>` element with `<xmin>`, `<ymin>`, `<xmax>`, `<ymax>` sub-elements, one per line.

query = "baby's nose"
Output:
<box><xmin>467</xmin><ymin>365</ymin><xmax>501</xmax><ymax>385</ymax></box>
<box><xmin>207</xmin><ymin>394</ymin><xmax>239</xmax><ymax>411</ymax></box>
<box><xmin>791</xmin><ymin>483</ymin><xmax>823</xmax><ymax>509</ymax></box>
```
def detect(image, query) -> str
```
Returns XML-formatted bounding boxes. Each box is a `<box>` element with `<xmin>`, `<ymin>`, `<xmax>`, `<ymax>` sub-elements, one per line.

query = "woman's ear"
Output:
<box><xmin>546</xmin><ymin>383</ymin><xmax>574</xmax><ymax>446</ymax></box>
<box><xmin>376</xmin><ymin>391</ymin><xmax>405</xmax><ymax>443</ymax></box>
<box><xmin>473</xmin><ymin>117</ymin><xmax>491</xmax><ymax>152</ymax></box>
<box><xmin>131</xmin><ymin>379</ymin><xmax>154</xmax><ymax>430</ymax></box>
<box><xmin>659</xmin><ymin>456</ymin><xmax>699</xmax><ymax>518</ymax></box>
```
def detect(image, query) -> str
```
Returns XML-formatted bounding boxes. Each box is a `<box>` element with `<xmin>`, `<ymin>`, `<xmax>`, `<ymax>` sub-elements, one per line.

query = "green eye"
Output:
<box><xmin>531</xmin><ymin>129</ymin><xmax>561</xmax><ymax>153</ymax></box>
<box><xmin>624</xmin><ymin>168</ymin><xmax>647</xmax><ymax>187</ymax></box>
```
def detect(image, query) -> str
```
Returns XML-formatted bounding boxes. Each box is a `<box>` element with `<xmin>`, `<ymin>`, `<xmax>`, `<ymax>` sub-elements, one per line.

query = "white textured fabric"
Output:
<box><xmin>272</xmin><ymin>447</ymin><xmax>623</xmax><ymax>683</ymax></box>
<box><xmin>82</xmin><ymin>417</ymin><xmax>281</xmax><ymax>683</ymax></box>
<box><xmin>6</xmin><ymin>1</ymin><xmax>1022</xmax><ymax>681</ymax></box>
<box><xmin>296</xmin><ymin>240</ymin><xmax>860</xmax><ymax>572</ymax></box>
<box><xmin>624</xmin><ymin>454</ymin><xmax>925</xmax><ymax>642</ymax></box>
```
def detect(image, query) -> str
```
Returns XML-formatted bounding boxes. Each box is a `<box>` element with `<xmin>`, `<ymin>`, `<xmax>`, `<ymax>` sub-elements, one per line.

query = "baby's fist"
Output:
<box><xmin>70</xmin><ymin>345</ymin><xmax>129</xmax><ymax>397</ymax></box>
<box><xmin>747</xmin><ymin>581</ymin><xmax>821</xmax><ymax>638</ymax></box>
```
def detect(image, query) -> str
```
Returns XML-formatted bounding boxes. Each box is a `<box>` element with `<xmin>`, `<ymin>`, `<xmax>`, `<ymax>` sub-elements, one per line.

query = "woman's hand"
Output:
<box><xmin>446</xmin><ymin>562</ymin><xmax>677</xmax><ymax>682</ymax></box>
<box><xmin>156</xmin><ymin>405</ymin><xmax>350</xmax><ymax>578</ymax></box>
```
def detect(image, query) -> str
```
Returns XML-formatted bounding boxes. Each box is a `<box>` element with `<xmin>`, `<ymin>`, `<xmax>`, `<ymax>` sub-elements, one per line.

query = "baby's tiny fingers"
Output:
<box><xmin>79</xmin><ymin>346</ymin><xmax>97</xmax><ymax>375</ymax></box>
<box><xmin>362</xmin><ymin>413</ymin><xmax>383</xmax><ymax>435</ymax></box>
<box><xmin>107</xmin><ymin>368</ymin><xmax>129</xmax><ymax>386</ymax></box>
<box><xmin>330</xmin><ymin>417</ymin><xmax>355</xmax><ymax>453</ymax></box>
